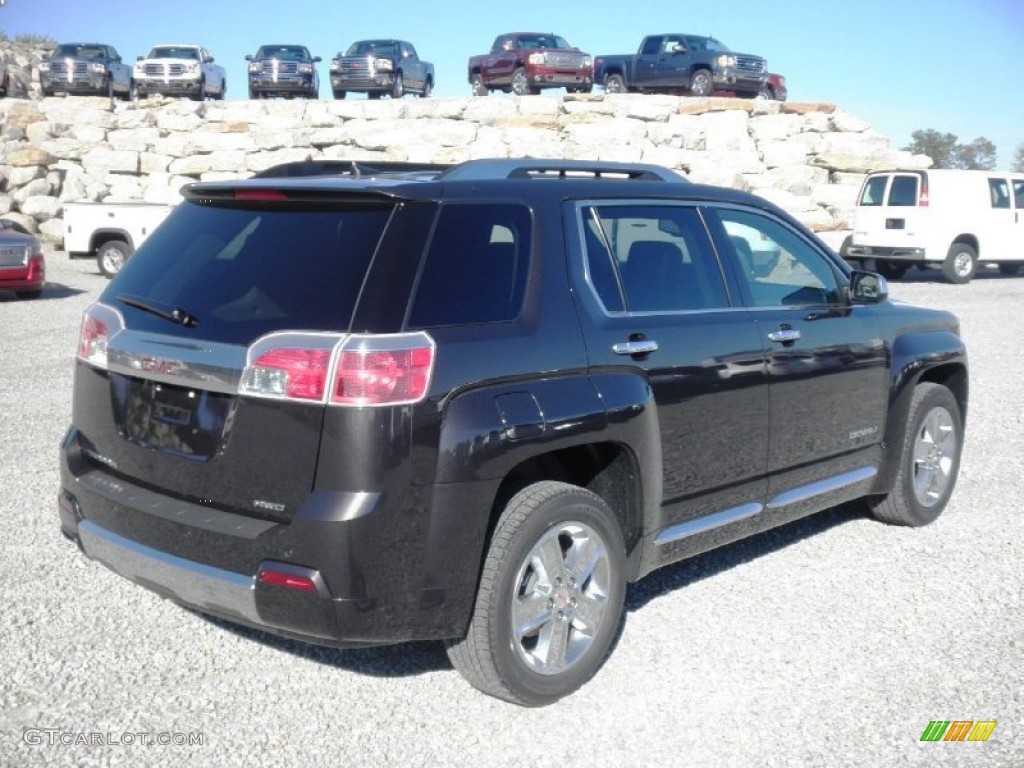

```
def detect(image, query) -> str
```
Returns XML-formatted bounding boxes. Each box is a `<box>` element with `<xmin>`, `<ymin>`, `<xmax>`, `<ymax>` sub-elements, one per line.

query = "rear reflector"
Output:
<box><xmin>258</xmin><ymin>568</ymin><xmax>317</xmax><ymax>592</ymax></box>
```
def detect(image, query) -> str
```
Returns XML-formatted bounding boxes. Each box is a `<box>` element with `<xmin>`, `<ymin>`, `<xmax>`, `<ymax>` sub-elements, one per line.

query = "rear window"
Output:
<box><xmin>858</xmin><ymin>176</ymin><xmax>888</xmax><ymax>206</ymax></box>
<box><xmin>105</xmin><ymin>200</ymin><xmax>391</xmax><ymax>344</ymax></box>
<box><xmin>888</xmin><ymin>176</ymin><xmax>919</xmax><ymax>206</ymax></box>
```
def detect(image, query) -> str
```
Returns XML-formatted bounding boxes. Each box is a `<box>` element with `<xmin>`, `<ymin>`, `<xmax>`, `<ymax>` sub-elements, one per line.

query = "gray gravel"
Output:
<box><xmin>1</xmin><ymin>251</ymin><xmax>1021</xmax><ymax>768</ymax></box>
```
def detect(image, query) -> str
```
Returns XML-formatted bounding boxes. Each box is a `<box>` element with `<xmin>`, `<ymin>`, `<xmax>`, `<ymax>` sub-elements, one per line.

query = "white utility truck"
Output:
<box><xmin>62</xmin><ymin>202</ymin><xmax>173</xmax><ymax>278</ymax></box>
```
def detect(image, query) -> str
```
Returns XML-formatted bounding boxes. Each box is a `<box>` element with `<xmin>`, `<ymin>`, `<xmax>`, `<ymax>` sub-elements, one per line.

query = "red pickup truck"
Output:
<box><xmin>468</xmin><ymin>32</ymin><xmax>593</xmax><ymax>96</ymax></box>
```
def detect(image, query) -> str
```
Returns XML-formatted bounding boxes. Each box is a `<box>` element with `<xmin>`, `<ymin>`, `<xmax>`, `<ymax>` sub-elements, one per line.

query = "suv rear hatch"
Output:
<box><xmin>71</xmin><ymin>191</ymin><xmax>400</xmax><ymax>522</ymax></box>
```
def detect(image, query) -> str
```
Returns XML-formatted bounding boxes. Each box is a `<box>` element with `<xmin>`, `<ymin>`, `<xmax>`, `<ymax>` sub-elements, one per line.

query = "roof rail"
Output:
<box><xmin>251</xmin><ymin>160</ymin><xmax>450</xmax><ymax>180</ymax></box>
<box><xmin>438</xmin><ymin>158</ymin><xmax>688</xmax><ymax>183</ymax></box>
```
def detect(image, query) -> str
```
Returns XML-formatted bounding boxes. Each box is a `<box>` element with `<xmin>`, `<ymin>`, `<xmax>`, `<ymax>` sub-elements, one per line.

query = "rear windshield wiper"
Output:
<box><xmin>117</xmin><ymin>294</ymin><xmax>199</xmax><ymax>328</ymax></box>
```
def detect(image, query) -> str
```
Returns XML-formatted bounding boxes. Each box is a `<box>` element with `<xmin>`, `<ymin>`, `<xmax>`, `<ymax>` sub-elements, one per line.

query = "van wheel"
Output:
<box><xmin>868</xmin><ymin>383</ymin><xmax>963</xmax><ymax>527</ymax></box>
<box><xmin>942</xmin><ymin>243</ymin><xmax>977</xmax><ymax>284</ymax></box>
<box><xmin>97</xmin><ymin>240</ymin><xmax>132</xmax><ymax>278</ymax></box>
<box><xmin>445</xmin><ymin>481</ymin><xmax>627</xmax><ymax>706</ymax></box>
<box><xmin>998</xmin><ymin>263</ymin><xmax>1021</xmax><ymax>276</ymax></box>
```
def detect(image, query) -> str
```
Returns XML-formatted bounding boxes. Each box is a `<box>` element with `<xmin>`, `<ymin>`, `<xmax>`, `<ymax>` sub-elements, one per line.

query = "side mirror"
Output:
<box><xmin>848</xmin><ymin>270</ymin><xmax>888</xmax><ymax>304</ymax></box>
<box><xmin>136</xmin><ymin>56</ymin><xmax>144</xmax><ymax>62</ymax></box>
<box><xmin>207</xmin><ymin>56</ymin><xmax>215</xmax><ymax>63</ymax></box>
<box><xmin>313</xmin><ymin>56</ymin><xmax>322</xmax><ymax>62</ymax></box>
<box><xmin>245</xmin><ymin>54</ymin><xmax>254</xmax><ymax>61</ymax></box>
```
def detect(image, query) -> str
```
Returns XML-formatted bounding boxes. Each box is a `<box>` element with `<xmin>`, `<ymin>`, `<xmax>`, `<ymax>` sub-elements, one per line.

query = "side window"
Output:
<box><xmin>989</xmin><ymin>178</ymin><xmax>1011</xmax><ymax>209</ymax></box>
<box><xmin>408</xmin><ymin>204</ymin><xmax>530</xmax><ymax>327</ymax></box>
<box><xmin>888</xmin><ymin>175</ymin><xmax>919</xmax><ymax>206</ymax></box>
<box><xmin>581</xmin><ymin>205</ymin><xmax>729</xmax><ymax>313</ymax></box>
<box><xmin>718</xmin><ymin>208</ymin><xmax>841</xmax><ymax>307</ymax></box>
<box><xmin>859</xmin><ymin>176</ymin><xmax>888</xmax><ymax>206</ymax></box>
<box><xmin>1013</xmin><ymin>180</ymin><xmax>1024</xmax><ymax>209</ymax></box>
<box><xmin>641</xmin><ymin>38</ymin><xmax>662</xmax><ymax>56</ymax></box>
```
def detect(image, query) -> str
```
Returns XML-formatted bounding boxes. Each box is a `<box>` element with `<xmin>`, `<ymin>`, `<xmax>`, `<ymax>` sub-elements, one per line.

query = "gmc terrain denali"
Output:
<box><xmin>59</xmin><ymin>159</ymin><xmax>968</xmax><ymax>706</ymax></box>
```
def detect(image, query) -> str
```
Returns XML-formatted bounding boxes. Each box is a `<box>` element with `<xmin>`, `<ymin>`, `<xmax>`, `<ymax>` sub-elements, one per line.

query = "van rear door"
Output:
<box><xmin>847</xmin><ymin>172</ymin><xmax>929</xmax><ymax>252</ymax></box>
<box><xmin>986</xmin><ymin>176</ymin><xmax>1024</xmax><ymax>263</ymax></box>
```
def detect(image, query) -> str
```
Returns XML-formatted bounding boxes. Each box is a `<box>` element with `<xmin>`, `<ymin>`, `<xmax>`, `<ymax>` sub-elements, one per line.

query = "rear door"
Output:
<box><xmin>854</xmin><ymin>172</ymin><xmax>931</xmax><ymax>251</ymax></box>
<box><xmin>567</xmin><ymin>200</ymin><xmax>769</xmax><ymax>527</ymax></box>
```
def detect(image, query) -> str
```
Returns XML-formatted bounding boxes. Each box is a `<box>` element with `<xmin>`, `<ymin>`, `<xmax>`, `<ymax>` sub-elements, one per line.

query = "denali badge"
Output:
<box><xmin>849</xmin><ymin>426</ymin><xmax>879</xmax><ymax>441</ymax></box>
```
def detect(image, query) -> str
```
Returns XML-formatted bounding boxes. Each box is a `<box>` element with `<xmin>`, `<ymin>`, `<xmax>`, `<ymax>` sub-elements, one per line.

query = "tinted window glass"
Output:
<box><xmin>105</xmin><ymin>201</ymin><xmax>390</xmax><ymax>344</ymax></box>
<box><xmin>408</xmin><ymin>204</ymin><xmax>530</xmax><ymax>327</ymax></box>
<box><xmin>888</xmin><ymin>175</ymin><xmax>918</xmax><ymax>206</ymax></box>
<box><xmin>1014</xmin><ymin>180</ymin><xmax>1024</xmax><ymax>209</ymax></box>
<box><xmin>859</xmin><ymin>176</ymin><xmax>887</xmax><ymax>206</ymax></box>
<box><xmin>718</xmin><ymin>208</ymin><xmax>841</xmax><ymax>307</ymax></box>
<box><xmin>989</xmin><ymin>178</ymin><xmax>1011</xmax><ymax>209</ymax></box>
<box><xmin>582</xmin><ymin>205</ymin><xmax>729</xmax><ymax>312</ymax></box>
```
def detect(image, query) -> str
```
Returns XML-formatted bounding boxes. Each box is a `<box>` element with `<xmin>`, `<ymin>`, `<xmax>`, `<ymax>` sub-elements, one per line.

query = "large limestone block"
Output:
<box><xmin>701</xmin><ymin>109</ymin><xmax>755</xmax><ymax>153</ymax></box>
<box><xmin>82</xmin><ymin>148</ymin><xmax>139</xmax><ymax>174</ymax></box>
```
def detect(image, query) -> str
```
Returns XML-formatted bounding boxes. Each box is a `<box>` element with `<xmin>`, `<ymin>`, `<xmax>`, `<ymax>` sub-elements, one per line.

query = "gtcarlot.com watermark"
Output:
<box><xmin>24</xmin><ymin>728</ymin><xmax>205</xmax><ymax>747</ymax></box>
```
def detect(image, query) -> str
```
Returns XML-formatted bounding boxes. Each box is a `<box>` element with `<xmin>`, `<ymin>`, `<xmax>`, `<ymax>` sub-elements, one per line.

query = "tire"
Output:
<box><xmin>868</xmin><ymin>383</ymin><xmax>963</xmax><ymax>527</ymax></box>
<box><xmin>248</xmin><ymin>85</ymin><xmax>257</xmax><ymax>100</ymax></box>
<box><xmin>421</xmin><ymin>78</ymin><xmax>433</xmax><ymax>98</ymax></box>
<box><xmin>690</xmin><ymin>69</ymin><xmax>713</xmax><ymax>97</ymax></box>
<box><xmin>941</xmin><ymin>242</ymin><xmax>977</xmax><ymax>284</ymax></box>
<box><xmin>470</xmin><ymin>73</ymin><xmax>488</xmax><ymax>97</ymax></box>
<box><xmin>604</xmin><ymin>74</ymin><xmax>626</xmax><ymax>94</ymax></box>
<box><xmin>16</xmin><ymin>290</ymin><xmax>42</xmax><ymax>300</ymax></box>
<box><xmin>998</xmin><ymin>263</ymin><xmax>1022</xmax><ymax>276</ymax></box>
<box><xmin>192</xmin><ymin>79</ymin><xmax>206</xmax><ymax>102</ymax></box>
<box><xmin>445</xmin><ymin>481</ymin><xmax>627</xmax><ymax>707</ymax></box>
<box><xmin>875</xmin><ymin>260</ymin><xmax>909</xmax><ymax>280</ymax></box>
<box><xmin>333</xmin><ymin>90</ymin><xmax>346</xmax><ymax>100</ymax></box>
<box><xmin>757</xmin><ymin>85</ymin><xmax>774</xmax><ymax>100</ymax></box>
<box><xmin>511</xmin><ymin>67</ymin><xmax>537</xmax><ymax>96</ymax></box>
<box><xmin>217</xmin><ymin>79</ymin><xmax>226</xmax><ymax>100</ymax></box>
<box><xmin>105</xmin><ymin>77</ymin><xmax>114</xmax><ymax>101</ymax></box>
<box><xmin>97</xmin><ymin>239</ymin><xmax>132</xmax><ymax>279</ymax></box>
<box><xmin>391</xmin><ymin>72</ymin><xmax>404</xmax><ymax>99</ymax></box>
<box><xmin>126</xmin><ymin>79</ymin><xmax>137</xmax><ymax>102</ymax></box>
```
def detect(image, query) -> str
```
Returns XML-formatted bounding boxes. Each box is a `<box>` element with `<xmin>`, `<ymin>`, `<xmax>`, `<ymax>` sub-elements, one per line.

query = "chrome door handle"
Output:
<box><xmin>767</xmin><ymin>329</ymin><xmax>801</xmax><ymax>344</ymax></box>
<box><xmin>613</xmin><ymin>340</ymin><xmax>659</xmax><ymax>356</ymax></box>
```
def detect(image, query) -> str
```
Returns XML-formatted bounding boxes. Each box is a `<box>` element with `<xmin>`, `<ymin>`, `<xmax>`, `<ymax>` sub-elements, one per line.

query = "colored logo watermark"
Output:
<box><xmin>920</xmin><ymin>720</ymin><xmax>997</xmax><ymax>742</ymax></box>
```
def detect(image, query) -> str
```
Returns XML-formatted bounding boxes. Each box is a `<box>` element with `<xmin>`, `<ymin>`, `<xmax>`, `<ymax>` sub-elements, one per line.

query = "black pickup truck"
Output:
<box><xmin>594</xmin><ymin>33</ymin><xmax>767</xmax><ymax>97</ymax></box>
<box><xmin>329</xmin><ymin>39</ymin><xmax>433</xmax><ymax>99</ymax></box>
<box><xmin>60</xmin><ymin>158</ymin><xmax>967</xmax><ymax>707</ymax></box>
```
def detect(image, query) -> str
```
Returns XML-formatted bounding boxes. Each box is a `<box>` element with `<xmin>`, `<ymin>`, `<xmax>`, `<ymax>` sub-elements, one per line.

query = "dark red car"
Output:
<box><xmin>0</xmin><ymin>220</ymin><xmax>45</xmax><ymax>299</ymax></box>
<box><xmin>468</xmin><ymin>33</ymin><xmax>593</xmax><ymax>96</ymax></box>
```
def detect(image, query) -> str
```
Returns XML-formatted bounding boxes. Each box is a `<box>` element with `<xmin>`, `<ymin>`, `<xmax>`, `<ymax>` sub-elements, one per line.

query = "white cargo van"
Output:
<box><xmin>846</xmin><ymin>169</ymin><xmax>1024</xmax><ymax>283</ymax></box>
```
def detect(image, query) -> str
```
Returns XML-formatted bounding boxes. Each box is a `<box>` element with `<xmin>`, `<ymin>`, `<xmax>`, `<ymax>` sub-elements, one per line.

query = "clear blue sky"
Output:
<box><xmin>2</xmin><ymin>0</ymin><xmax>1022</xmax><ymax>167</ymax></box>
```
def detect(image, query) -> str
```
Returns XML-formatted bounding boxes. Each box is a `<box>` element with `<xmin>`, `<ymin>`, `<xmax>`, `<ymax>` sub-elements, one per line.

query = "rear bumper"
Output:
<box><xmin>0</xmin><ymin>255</ymin><xmax>45</xmax><ymax>292</ymax></box>
<box><xmin>845</xmin><ymin>244</ymin><xmax>929</xmax><ymax>262</ymax></box>
<box><xmin>59</xmin><ymin>427</ymin><xmax>488</xmax><ymax>646</ymax></box>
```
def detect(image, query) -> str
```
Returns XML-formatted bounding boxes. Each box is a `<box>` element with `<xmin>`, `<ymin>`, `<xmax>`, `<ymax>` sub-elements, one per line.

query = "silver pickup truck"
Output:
<box><xmin>133</xmin><ymin>44</ymin><xmax>226</xmax><ymax>100</ymax></box>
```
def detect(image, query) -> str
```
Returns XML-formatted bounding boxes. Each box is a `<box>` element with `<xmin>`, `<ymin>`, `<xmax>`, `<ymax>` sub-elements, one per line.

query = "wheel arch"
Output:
<box><xmin>950</xmin><ymin>233</ymin><xmax>980</xmax><ymax>257</ymax></box>
<box><xmin>89</xmin><ymin>229</ymin><xmax>134</xmax><ymax>254</ymax></box>
<box><xmin>875</xmin><ymin>332</ymin><xmax>968</xmax><ymax>494</ymax></box>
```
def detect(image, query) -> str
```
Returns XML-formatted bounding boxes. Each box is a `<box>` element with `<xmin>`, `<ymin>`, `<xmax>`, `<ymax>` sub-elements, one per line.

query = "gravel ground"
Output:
<box><xmin>1</xmin><ymin>250</ymin><xmax>1021</xmax><ymax>768</ymax></box>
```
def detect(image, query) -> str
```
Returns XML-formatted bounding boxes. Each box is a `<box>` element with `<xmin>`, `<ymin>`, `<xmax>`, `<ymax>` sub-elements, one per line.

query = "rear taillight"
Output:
<box><xmin>331</xmin><ymin>333</ymin><xmax>435</xmax><ymax>406</ymax></box>
<box><xmin>241</xmin><ymin>347</ymin><xmax>332</xmax><ymax>401</ymax></box>
<box><xmin>240</xmin><ymin>331</ymin><xmax>435</xmax><ymax>407</ymax></box>
<box><xmin>919</xmin><ymin>180</ymin><xmax>929</xmax><ymax>206</ymax></box>
<box><xmin>77</xmin><ymin>304</ymin><xmax>124</xmax><ymax>369</ymax></box>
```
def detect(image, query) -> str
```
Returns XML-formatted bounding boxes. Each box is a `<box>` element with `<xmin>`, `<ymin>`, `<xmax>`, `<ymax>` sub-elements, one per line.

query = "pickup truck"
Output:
<box><xmin>38</xmin><ymin>42</ymin><xmax>134</xmax><ymax>100</ymax></box>
<box><xmin>329</xmin><ymin>39</ymin><xmax>433</xmax><ymax>99</ymax></box>
<box><xmin>594</xmin><ymin>34</ymin><xmax>767</xmax><ymax>97</ymax></box>
<box><xmin>246</xmin><ymin>44</ymin><xmax>321</xmax><ymax>99</ymax></box>
<box><xmin>133</xmin><ymin>44</ymin><xmax>226</xmax><ymax>101</ymax></box>
<box><xmin>468</xmin><ymin>32</ymin><xmax>592</xmax><ymax>96</ymax></box>
<box><xmin>62</xmin><ymin>202</ymin><xmax>174</xmax><ymax>278</ymax></box>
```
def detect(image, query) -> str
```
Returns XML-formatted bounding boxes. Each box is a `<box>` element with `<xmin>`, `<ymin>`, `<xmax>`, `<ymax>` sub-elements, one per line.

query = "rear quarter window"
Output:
<box><xmin>407</xmin><ymin>203</ymin><xmax>531</xmax><ymax>327</ymax></box>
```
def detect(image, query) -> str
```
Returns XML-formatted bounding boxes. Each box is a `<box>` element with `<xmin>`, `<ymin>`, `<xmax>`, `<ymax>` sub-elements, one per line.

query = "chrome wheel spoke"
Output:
<box><xmin>912</xmin><ymin>406</ymin><xmax>955</xmax><ymax>507</ymax></box>
<box><xmin>512</xmin><ymin>592</ymin><xmax>553</xmax><ymax>638</ymax></box>
<box><xmin>572</xmin><ymin>591</ymin><xmax>607</xmax><ymax>633</ymax></box>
